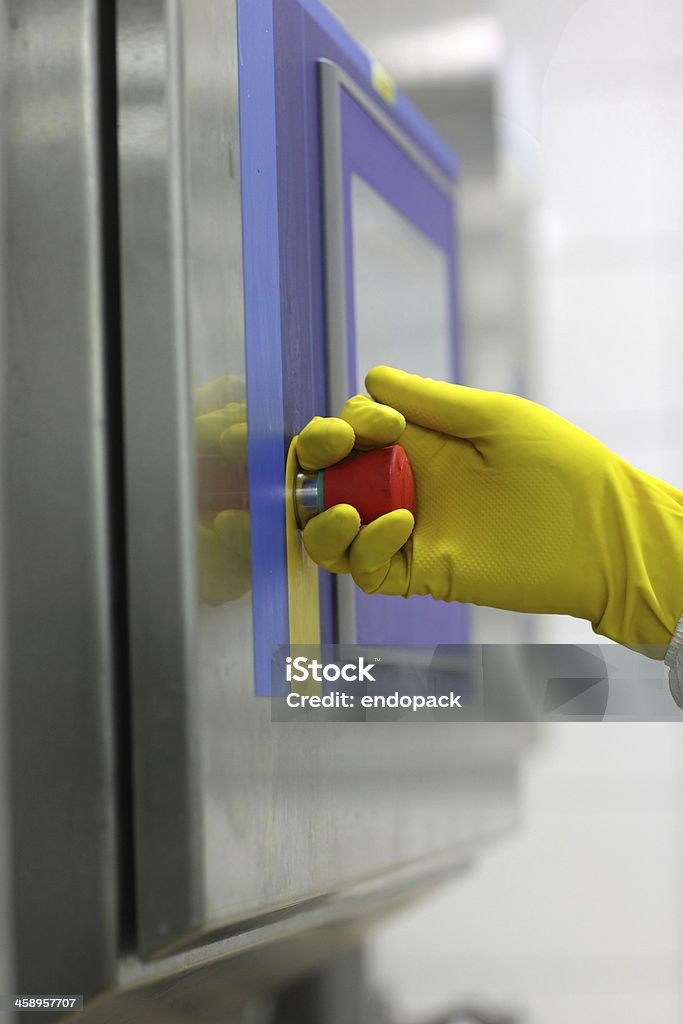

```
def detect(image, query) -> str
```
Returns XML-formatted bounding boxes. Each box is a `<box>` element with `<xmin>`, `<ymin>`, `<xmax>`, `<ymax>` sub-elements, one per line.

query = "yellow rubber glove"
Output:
<box><xmin>299</xmin><ymin>366</ymin><xmax>683</xmax><ymax>653</ymax></box>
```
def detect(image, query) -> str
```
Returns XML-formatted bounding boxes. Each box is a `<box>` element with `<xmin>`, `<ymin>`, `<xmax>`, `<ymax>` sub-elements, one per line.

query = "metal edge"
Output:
<box><xmin>3</xmin><ymin>0</ymin><xmax>119</xmax><ymax>1000</ymax></box>
<box><xmin>117</xmin><ymin>0</ymin><xmax>203</xmax><ymax>955</ymax></box>
<box><xmin>319</xmin><ymin>59</ymin><xmax>357</xmax><ymax>645</ymax></box>
<box><xmin>79</xmin><ymin>838</ymin><xmax>488</xmax><ymax>1020</ymax></box>
<box><xmin>0</xmin><ymin>2</ymin><xmax>13</xmax><ymax>1015</ymax></box>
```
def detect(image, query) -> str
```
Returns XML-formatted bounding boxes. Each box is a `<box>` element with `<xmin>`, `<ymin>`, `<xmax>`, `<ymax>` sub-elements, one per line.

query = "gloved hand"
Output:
<box><xmin>298</xmin><ymin>366</ymin><xmax>683</xmax><ymax>653</ymax></box>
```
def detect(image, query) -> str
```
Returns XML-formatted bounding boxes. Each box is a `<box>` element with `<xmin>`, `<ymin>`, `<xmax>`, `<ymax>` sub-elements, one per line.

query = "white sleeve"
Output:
<box><xmin>666</xmin><ymin>612</ymin><xmax>683</xmax><ymax>709</ymax></box>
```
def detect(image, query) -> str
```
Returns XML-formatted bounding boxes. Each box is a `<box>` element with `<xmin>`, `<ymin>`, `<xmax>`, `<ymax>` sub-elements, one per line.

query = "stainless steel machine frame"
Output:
<box><xmin>0</xmin><ymin>2</ymin><xmax>534</xmax><ymax>1019</ymax></box>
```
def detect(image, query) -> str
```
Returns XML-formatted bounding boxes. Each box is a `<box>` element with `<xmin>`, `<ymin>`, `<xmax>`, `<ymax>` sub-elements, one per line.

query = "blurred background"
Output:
<box><xmin>324</xmin><ymin>0</ymin><xmax>683</xmax><ymax>1020</ymax></box>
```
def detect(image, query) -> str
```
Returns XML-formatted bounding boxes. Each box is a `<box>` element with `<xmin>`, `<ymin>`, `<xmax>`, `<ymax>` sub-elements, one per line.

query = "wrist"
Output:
<box><xmin>666</xmin><ymin>612</ymin><xmax>683</xmax><ymax>708</ymax></box>
<box><xmin>593</xmin><ymin>462</ymin><xmax>683</xmax><ymax>648</ymax></box>
<box><xmin>665</xmin><ymin>612</ymin><xmax>683</xmax><ymax>667</ymax></box>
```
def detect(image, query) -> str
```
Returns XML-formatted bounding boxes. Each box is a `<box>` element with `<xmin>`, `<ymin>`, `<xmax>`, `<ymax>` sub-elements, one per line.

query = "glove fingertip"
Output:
<box><xmin>319</xmin><ymin>502</ymin><xmax>362</xmax><ymax>531</ymax></box>
<box><xmin>302</xmin><ymin>503</ymin><xmax>360</xmax><ymax>568</ymax></box>
<box><xmin>341</xmin><ymin>393</ymin><xmax>406</xmax><ymax>448</ymax></box>
<box><xmin>349</xmin><ymin>509</ymin><xmax>413</xmax><ymax>579</ymax></box>
<box><xmin>297</xmin><ymin>416</ymin><xmax>355</xmax><ymax>470</ymax></box>
<box><xmin>377</xmin><ymin>507</ymin><xmax>415</xmax><ymax>544</ymax></box>
<box><xmin>364</xmin><ymin>364</ymin><xmax>402</xmax><ymax>398</ymax></box>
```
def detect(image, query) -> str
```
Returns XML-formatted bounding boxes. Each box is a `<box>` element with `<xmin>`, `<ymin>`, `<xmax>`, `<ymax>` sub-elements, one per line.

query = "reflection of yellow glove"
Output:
<box><xmin>299</xmin><ymin>366</ymin><xmax>683</xmax><ymax>652</ymax></box>
<box><xmin>194</xmin><ymin>375</ymin><xmax>248</xmax><ymax>464</ymax></box>
<box><xmin>198</xmin><ymin>511</ymin><xmax>250</xmax><ymax>605</ymax></box>
<box><xmin>194</xmin><ymin>375</ymin><xmax>250</xmax><ymax>606</ymax></box>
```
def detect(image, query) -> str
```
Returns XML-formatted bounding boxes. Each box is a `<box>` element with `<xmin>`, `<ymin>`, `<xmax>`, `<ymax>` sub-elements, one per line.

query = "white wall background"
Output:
<box><xmin>530</xmin><ymin>0</ymin><xmax>683</xmax><ymax>645</ymax></box>
<box><xmin>323</xmin><ymin>0</ymin><xmax>683</xmax><ymax>1020</ymax></box>
<box><xmin>369</xmin><ymin>724</ymin><xmax>683</xmax><ymax>1023</ymax></box>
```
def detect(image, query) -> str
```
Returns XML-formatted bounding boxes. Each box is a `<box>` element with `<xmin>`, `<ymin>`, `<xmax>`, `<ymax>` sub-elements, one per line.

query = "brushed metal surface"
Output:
<box><xmin>2</xmin><ymin>0</ymin><xmax>119</xmax><ymax>1006</ymax></box>
<box><xmin>117</xmin><ymin>0</ymin><xmax>204</xmax><ymax>956</ymax></box>
<box><xmin>76</xmin><ymin>846</ymin><xmax>477</xmax><ymax>1022</ymax></box>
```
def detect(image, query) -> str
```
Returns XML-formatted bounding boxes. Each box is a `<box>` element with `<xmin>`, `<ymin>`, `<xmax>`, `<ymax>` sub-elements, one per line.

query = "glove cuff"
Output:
<box><xmin>666</xmin><ymin>611</ymin><xmax>683</xmax><ymax>709</ymax></box>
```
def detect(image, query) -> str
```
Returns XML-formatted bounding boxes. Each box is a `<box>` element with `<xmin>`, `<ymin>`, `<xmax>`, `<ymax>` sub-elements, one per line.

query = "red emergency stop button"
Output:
<box><xmin>321</xmin><ymin>445</ymin><xmax>415</xmax><ymax>525</ymax></box>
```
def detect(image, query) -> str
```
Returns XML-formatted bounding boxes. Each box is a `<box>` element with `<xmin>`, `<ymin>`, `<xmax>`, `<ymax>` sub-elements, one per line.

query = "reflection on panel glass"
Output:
<box><xmin>194</xmin><ymin>376</ymin><xmax>251</xmax><ymax>605</ymax></box>
<box><xmin>351</xmin><ymin>174</ymin><xmax>452</xmax><ymax>388</ymax></box>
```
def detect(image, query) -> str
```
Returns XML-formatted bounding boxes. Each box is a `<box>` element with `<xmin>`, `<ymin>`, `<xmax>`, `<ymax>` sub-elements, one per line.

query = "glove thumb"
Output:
<box><xmin>365</xmin><ymin>365</ymin><xmax>495</xmax><ymax>441</ymax></box>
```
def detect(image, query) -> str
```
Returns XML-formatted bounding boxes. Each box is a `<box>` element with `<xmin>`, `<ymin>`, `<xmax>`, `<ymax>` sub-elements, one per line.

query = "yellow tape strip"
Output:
<box><xmin>285</xmin><ymin>438</ymin><xmax>321</xmax><ymax>695</ymax></box>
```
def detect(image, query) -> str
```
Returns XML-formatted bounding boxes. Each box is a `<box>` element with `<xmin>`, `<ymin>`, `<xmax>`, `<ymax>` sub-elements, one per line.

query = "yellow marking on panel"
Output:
<box><xmin>371</xmin><ymin>60</ymin><xmax>396</xmax><ymax>104</ymax></box>
<box><xmin>285</xmin><ymin>438</ymin><xmax>321</xmax><ymax>696</ymax></box>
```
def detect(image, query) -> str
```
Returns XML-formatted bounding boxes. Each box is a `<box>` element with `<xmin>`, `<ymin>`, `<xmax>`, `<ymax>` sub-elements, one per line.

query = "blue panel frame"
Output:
<box><xmin>237</xmin><ymin>0</ymin><xmax>290</xmax><ymax>695</ymax></box>
<box><xmin>238</xmin><ymin>0</ymin><xmax>465</xmax><ymax>693</ymax></box>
